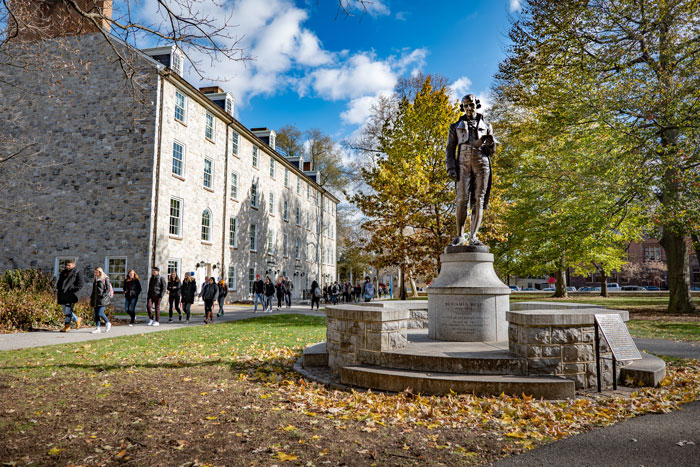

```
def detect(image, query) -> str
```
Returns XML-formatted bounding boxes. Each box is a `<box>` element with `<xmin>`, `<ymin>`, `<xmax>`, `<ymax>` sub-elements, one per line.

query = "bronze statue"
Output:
<box><xmin>445</xmin><ymin>94</ymin><xmax>495</xmax><ymax>247</ymax></box>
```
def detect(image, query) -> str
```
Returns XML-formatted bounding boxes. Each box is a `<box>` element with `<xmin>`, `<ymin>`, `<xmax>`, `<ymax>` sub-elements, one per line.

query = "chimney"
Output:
<box><xmin>9</xmin><ymin>0</ymin><xmax>113</xmax><ymax>41</ymax></box>
<box><xmin>199</xmin><ymin>86</ymin><xmax>225</xmax><ymax>94</ymax></box>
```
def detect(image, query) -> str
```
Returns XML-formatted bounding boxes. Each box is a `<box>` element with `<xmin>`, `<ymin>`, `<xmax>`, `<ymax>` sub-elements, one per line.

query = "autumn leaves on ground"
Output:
<box><xmin>1</xmin><ymin>315</ymin><xmax>700</xmax><ymax>466</ymax></box>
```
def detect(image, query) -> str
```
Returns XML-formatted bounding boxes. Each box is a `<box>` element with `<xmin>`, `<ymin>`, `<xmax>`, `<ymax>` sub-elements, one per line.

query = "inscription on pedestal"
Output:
<box><xmin>442</xmin><ymin>301</ymin><xmax>487</xmax><ymax>334</ymax></box>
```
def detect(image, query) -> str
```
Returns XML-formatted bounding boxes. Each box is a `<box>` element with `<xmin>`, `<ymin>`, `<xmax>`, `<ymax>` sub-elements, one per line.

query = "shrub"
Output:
<box><xmin>0</xmin><ymin>269</ymin><xmax>112</xmax><ymax>331</ymax></box>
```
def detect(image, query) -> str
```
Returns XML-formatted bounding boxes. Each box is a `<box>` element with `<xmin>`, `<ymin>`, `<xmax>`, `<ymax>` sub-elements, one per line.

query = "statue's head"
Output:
<box><xmin>460</xmin><ymin>94</ymin><xmax>481</xmax><ymax>119</ymax></box>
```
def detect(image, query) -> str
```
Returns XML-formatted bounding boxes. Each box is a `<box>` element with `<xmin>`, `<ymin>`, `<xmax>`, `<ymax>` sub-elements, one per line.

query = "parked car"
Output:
<box><xmin>644</xmin><ymin>286</ymin><xmax>661</xmax><ymax>291</ymax></box>
<box><xmin>522</xmin><ymin>287</ymin><xmax>537</xmax><ymax>291</ymax></box>
<box><xmin>508</xmin><ymin>285</ymin><xmax>521</xmax><ymax>291</ymax></box>
<box><xmin>579</xmin><ymin>287</ymin><xmax>596</xmax><ymax>292</ymax></box>
<box><xmin>621</xmin><ymin>285</ymin><xmax>646</xmax><ymax>291</ymax></box>
<box><xmin>566</xmin><ymin>286</ymin><xmax>577</xmax><ymax>292</ymax></box>
<box><xmin>691</xmin><ymin>286</ymin><xmax>700</xmax><ymax>291</ymax></box>
<box><xmin>541</xmin><ymin>287</ymin><xmax>555</xmax><ymax>292</ymax></box>
<box><xmin>606</xmin><ymin>283</ymin><xmax>622</xmax><ymax>291</ymax></box>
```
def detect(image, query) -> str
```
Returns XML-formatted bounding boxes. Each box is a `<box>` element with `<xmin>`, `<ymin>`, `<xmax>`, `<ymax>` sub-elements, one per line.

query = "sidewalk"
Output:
<box><xmin>0</xmin><ymin>303</ymin><xmax>325</xmax><ymax>351</ymax></box>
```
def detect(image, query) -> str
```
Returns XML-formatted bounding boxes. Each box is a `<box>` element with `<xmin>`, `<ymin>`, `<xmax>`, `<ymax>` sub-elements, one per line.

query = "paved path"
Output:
<box><xmin>634</xmin><ymin>338</ymin><xmax>700</xmax><ymax>360</ymax></box>
<box><xmin>0</xmin><ymin>304</ymin><xmax>325</xmax><ymax>351</ymax></box>
<box><xmin>492</xmin><ymin>400</ymin><xmax>700</xmax><ymax>467</ymax></box>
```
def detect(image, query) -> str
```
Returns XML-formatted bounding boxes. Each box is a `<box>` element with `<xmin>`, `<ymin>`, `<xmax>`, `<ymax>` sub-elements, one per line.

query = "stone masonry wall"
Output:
<box><xmin>0</xmin><ymin>34</ymin><xmax>158</xmax><ymax>305</ymax></box>
<box><xmin>326</xmin><ymin>305</ymin><xmax>409</xmax><ymax>373</ymax></box>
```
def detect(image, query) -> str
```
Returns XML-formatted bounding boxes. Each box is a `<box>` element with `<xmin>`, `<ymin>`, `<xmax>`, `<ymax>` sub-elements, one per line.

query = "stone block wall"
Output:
<box><xmin>507</xmin><ymin>309</ymin><xmax>627</xmax><ymax>389</ymax></box>
<box><xmin>326</xmin><ymin>305</ymin><xmax>409</xmax><ymax>373</ymax></box>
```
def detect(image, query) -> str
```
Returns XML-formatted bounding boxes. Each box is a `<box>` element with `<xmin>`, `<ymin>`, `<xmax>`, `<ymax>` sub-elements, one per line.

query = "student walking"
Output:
<box><xmin>264</xmin><ymin>276</ymin><xmax>275</xmax><ymax>312</ymax></box>
<box><xmin>56</xmin><ymin>259</ymin><xmax>84</xmax><ymax>332</ymax></box>
<box><xmin>180</xmin><ymin>273</ymin><xmax>197</xmax><ymax>323</ymax></box>
<box><xmin>147</xmin><ymin>267</ymin><xmax>167</xmax><ymax>326</ymax></box>
<box><xmin>275</xmin><ymin>278</ymin><xmax>286</xmax><ymax>310</ymax></box>
<box><xmin>363</xmin><ymin>276</ymin><xmax>375</xmax><ymax>302</ymax></box>
<box><xmin>90</xmin><ymin>267</ymin><xmax>112</xmax><ymax>333</ymax></box>
<box><xmin>284</xmin><ymin>277</ymin><xmax>293</xmax><ymax>308</ymax></box>
<box><xmin>123</xmin><ymin>269</ymin><xmax>142</xmax><ymax>326</ymax></box>
<box><xmin>199</xmin><ymin>277</ymin><xmax>219</xmax><ymax>324</ymax></box>
<box><xmin>253</xmin><ymin>274</ymin><xmax>265</xmax><ymax>312</ymax></box>
<box><xmin>167</xmin><ymin>272</ymin><xmax>182</xmax><ymax>322</ymax></box>
<box><xmin>216</xmin><ymin>277</ymin><xmax>227</xmax><ymax>317</ymax></box>
<box><xmin>310</xmin><ymin>280</ymin><xmax>321</xmax><ymax>310</ymax></box>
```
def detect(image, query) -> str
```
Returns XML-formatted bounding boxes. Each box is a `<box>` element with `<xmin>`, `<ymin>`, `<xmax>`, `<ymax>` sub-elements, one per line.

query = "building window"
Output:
<box><xmin>307</xmin><ymin>184</ymin><xmax>310</xmax><ymax>199</ymax></box>
<box><xmin>644</xmin><ymin>245</ymin><xmax>662</xmax><ymax>262</ymax></box>
<box><xmin>203</xmin><ymin>158</ymin><xmax>213</xmax><ymax>189</ymax></box>
<box><xmin>229</xmin><ymin>217</ymin><xmax>238</xmax><ymax>248</ymax></box>
<box><xmin>295</xmin><ymin>239</ymin><xmax>300</xmax><ymax>259</ymax></box>
<box><xmin>283</xmin><ymin>200</ymin><xmax>289</xmax><ymax>221</ymax></box>
<box><xmin>170</xmin><ymin>197</ymin><xmax>182</xmax><ymax>236</ymax></box>
<box><xmin>205</xmin><ymin>112</ymin><xmax>215</xmax><ymax>141</ymax></box>
<box><xmin>692</xmin><ymin>267</ymin><xmax>700</xmax><ymax>283</ymax></box>
<box><xmin>308</xmin><ymin>243</ymin><xmax>313</xmax><ymax>261</ymax></box>
<box><xmin>54</xmin><ymin>257</ymin><xmax>78</xmax><ymax>278</ymax></box>
<box><xmin>248</xmin><ymin>268</ymin><xmax>255</xmax><ymax>295</ymax></box>
<box><xmin>231</xmin><ymin>131</ymin><xmax>239</xmax><ymax>156</ymax></box>
<box><xmin>230</xmin><ymin>171</ymin><xmax>239</xmax><ymax>199</ymax></box>
<box><xmin>269</xmin><ymin>158</ymin><xmax>276</xmax><ymax>178</ymax></box>
<box><xmin>295</xmin><ymin>206</ymin><xmax>301</xmax><ymax>225</ymax></box>
<box><xmin>201</xmin><ymin>209</ymin><xmax>211</xmax><ymax>242</ymax></box>
<box><xmin>306</xmin><ymin>213</ymin><xmax>310</xmax><ymax>230</ymax></box>
<box><xmin>172</xmin><ymin>141</ymin><xmax>184</xmax><ymax>177</ymax></box>
<box><xmin>225</xmin><ymin>96</ymin><xmax>233</xmax><ymax>115</ymax></box>
<box><xmin>269</xmin><ymin>133</ymin><xmax>275</xmax><ymax>149</ymax></box>
<box><xmin>252</xmin><ymin>146</ymin><xmax>258</xmax><ymax>168</ymax></box>
<box><xmin>171</xmin><ymin>50</ymin><xmax>184</xmax><ymax>76</ymax></box>
<box><xmin>268</xmin><ymin>192</ymin><xmax>275</xmax><ymax>214</ymax></box>
<box><xmin>227</xmin><ymin>265</ymin><xmax>236</xmax><ymax>290</ymax></box>
<box><xmin>250</xmin><ymin>224</ymin><xmax>257</xmax><ymax>251</ymax></box>
<box><xmin>167</xmin><ymin>258</ymin><xmax>181</xmax><ymax>277</ymax></box>
<box><xmin>267</xmin><ymin>230</ymin><xmax>274</xmax><ymax>254</ymax></box>
<box><xmin>283</xmin><ymin>233</ymin><xmax>289</xmax><ymax>257</ymax></box>
<box><xmin>105</xmin><ymin>257</ymin><xmax>127</xmax><ymax>291</ymax></box>
<box><xmin>251</xmin><ymin>182</ymin><xmax>258</xmax><ymax>207</ymax></box>
<box><xmin>284</xmin><ymin>168</ymin><xmax>290</xmax><ymax>187</ymax></box>
<box><xmin>174</xmin><ymin>90</ymin><xmax>186</xmax><ymax>123</ymax></box>
<box><xmin>296</xmin><ymin>176</ymin><xmax>301</xmax><ymax>194</ymax></box>
<box><xmin>315</xmin><ymin>244</ymin><xmax>319</xmax><ymax>262</ymax></box>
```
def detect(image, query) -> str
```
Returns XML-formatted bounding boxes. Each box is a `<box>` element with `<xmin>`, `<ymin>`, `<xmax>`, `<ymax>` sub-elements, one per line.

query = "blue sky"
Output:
<box><xmin>164</xmin><ymin>0</ymin><xmax>521</xmax><ymax>142</ymax></box>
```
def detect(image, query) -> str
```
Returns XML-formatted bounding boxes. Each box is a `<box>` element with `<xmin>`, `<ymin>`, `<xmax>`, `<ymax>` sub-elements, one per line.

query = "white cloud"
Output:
<box><xmin>341</xmin><ymin>92</ymin><xmax>392</xmax><ymax>124</ymax></box>
<box><xmin>362</xmin><ymin>0</ymin><xmax>391</xmax><ymax>17</ymax></box>
<box><xmin>395</xmin><ymin>11</ymin><xmax>408</xmax><ymax>21</ymax></box>
<box><xmin>509</xmin><ymin>0</ymin><xmax>522</xmax><ymax>12</ymax></box>
<box><xmin>302</xmin><ymin>53</ymin><xmax>397</xmax><ymax>100</ymax></box>
<box><xmin>448</xmin><ymin>76</ymin><xmax>472</xmax><ymax>101</ymax></box>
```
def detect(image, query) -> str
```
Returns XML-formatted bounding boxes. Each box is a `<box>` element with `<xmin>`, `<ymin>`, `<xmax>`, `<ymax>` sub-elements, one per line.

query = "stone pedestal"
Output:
<box><xmin>428</xmin><ymin>250</ymin><xmax>510</xmax><ymax>342</ymax></box>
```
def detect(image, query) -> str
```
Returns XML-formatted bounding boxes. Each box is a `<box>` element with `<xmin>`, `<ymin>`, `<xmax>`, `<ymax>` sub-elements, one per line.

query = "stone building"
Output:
<box><xmin>0</xmin><ymin>6</ymin><xmax>338</xmax><ymax>303</ymax></box>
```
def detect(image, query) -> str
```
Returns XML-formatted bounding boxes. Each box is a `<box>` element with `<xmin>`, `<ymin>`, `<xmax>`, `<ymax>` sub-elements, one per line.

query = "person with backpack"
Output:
<box><xmin>90</xmin><ymin>267</ymin><xmax>112</xmax><ymax>333</ymax></box>
<box><xmin>180</xmin><ymin>272</ymin><xmax>197</xmax><ymax>324</ymax></box>
<box><xmin>253</xmin><ymin>274</ymin><xmax>265</xmax><ymax>312</ymax></box>
<box><xmin>363</xmin><ymin>276</ymin><xmax>375</xmax><ymax>302</ymax></box>
<box><xmin>146</xmin><ymin>267</ymin><xmax>167</xmax><ymax>326</ymax></box>
<box><xmin>199</xmin><ymin>277</ymin><xmax>218</xmax><ymax>324</ymax></box>
<box><xmin>264</xmin><ymin>276</ymin><xmax>275</xmax><ymax>312</ymax></box>
<box><xmin>284</xmin><ymin>277</ymin><xmax>293</xmax><ymax>308</ymax></box>
<box><xmin>331</xmin><ymin>281</ymin><xmax>340</xmax><ymax>305</ymax></box>
<box><xmin>310</xmin><ymin>280</ymin><xmax>321</xmax><ymax>310</ymax></box>
<box><xmin>123</xmin><ymin>269</ymin><xmax>142</xmax><ymax>326</ymax></box>
<box><xmin>275</xmin><ymin>277</ymin><xmax>286</xmax><ymax>310</ymax></box>
<box><xmin>167</xmin><ymin>271</ymin><xmax>182</xmax><ymax>322</ymax></box>
<box><xmin>216</xmin><ymin>276</ymin><xmax>227</xmax><ymax>317</ymax></box>
<box><xmin>56</xmin><ymin>259</ymin><xmax>84</xmax><ymax>332</ymax></box>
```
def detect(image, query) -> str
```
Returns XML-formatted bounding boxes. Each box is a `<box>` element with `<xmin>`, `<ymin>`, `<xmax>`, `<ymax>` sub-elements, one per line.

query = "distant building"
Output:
<box><xmin>0</xmin><ymin>2</ymin><xmax>338</xmax><ymax>302</ymax></box>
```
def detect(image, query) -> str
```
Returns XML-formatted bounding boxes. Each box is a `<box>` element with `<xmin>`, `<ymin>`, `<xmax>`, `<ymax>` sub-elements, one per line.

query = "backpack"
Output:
<box><xmin>105</xmin><ymin>278</ymin><xmax>114</xmax><ymax>299</ymax></box>
<box><xmin>313</xmin><ymin>286</ymin><xmax>321</xmax><ymax>298</ymax></box>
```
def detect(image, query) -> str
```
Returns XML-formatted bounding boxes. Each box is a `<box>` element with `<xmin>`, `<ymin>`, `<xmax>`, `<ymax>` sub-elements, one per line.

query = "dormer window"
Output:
<box><xmin>269</xmin><ymin>133</ymin><xmax>276</xmax><ymax>149</ymax></box>
<box><xmin>225</xmin><ymin>96</ymin><xmax>233</xmax><ymax>115</ymax></box>
<box><xmin>171</xmin><ymin>49</ymin><xmax>184</xmax><ymax>76</ymax></box>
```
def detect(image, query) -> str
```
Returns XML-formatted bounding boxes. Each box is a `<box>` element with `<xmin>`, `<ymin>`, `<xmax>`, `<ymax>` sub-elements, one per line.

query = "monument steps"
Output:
<box><xmin>357</xmin><ymin>349</ymin><xmax>527</xmax><ymax>375</ymax></box>
<box><xmin>340</xmin><ymin>365</ymin><xmax>576</xmax><ymax>400</ymax></box>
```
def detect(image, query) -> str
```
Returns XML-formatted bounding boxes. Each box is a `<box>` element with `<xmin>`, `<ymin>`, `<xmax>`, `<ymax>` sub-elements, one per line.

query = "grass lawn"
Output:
<box><xmin>2</xmin><ymin>314</ymin><xmax>700</xmax><ymax>466</ymax></box>
<box><xmin>627</xmin><ymin>320</ymin><xmax>700</xmax><ymax>341</ymax></box>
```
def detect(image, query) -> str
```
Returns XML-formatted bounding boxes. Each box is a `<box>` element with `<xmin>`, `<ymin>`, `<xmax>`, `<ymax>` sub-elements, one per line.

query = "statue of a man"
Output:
<box><xmin>445</xmin><ymin>94</ymin><xmax>496</xmax><ymax>247</ymax></box>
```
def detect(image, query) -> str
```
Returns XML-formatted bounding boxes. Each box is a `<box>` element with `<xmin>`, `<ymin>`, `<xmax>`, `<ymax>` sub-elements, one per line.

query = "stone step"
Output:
<box><xmin>357</xmin><ymin>348</ymin><xmax>527</xmax><ymax>375</ymax></box>
<box><xmin>302</xmin><ymin>342</ymin><xmax>328</xmax><ymax>368</ymax></box>
<box><xmin>341</xmin><ymin>365</ymin><xmax>576</xmax><ymax>399</ymax></box>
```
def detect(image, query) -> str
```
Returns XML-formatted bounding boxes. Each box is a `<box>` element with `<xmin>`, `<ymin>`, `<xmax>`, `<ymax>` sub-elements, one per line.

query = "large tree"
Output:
<box><xmin>495</xmin><ymin>0</ymin><xmax>699</xmax><ymax>311</ymax></box>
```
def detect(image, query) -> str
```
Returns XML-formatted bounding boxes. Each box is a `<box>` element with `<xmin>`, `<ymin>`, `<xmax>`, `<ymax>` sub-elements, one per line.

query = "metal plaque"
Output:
<box><xmin>595</xmin><ymin>314</ymin><xmax>642</xmax><ymax>361</ymax></box>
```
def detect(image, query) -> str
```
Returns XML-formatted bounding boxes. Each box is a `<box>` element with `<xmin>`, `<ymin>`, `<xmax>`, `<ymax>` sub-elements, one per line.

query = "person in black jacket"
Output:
<box><xmin>56</xmin><ymin>259</ymin><xmax>84</xmax><ymax>332</ymax></box>
<box><xmin>216</xmin><ymin>277</ymin><xmax>227</xmax><ymax>317</ymax></box>
<box><xmin>275</xmin><ymin>278</ymin><xmax>286</xmax><ymax>311</ymax></box>
<box><xmin>264</xmin><ymin>276</ymin><xmax>275</xmax><ymax>313</ymax></box>
<box><xmin>123</xmin><ymin>269</ymin><xmax>142</xmax><ymax>326</ymax></box>
<box><xmin>167</xmin><ymin>272</ymin><xmax>182</xmax><ymax>322</ymax></box>
<box><xmin>310</xmin><ymin>280</ymin><xmax>321</xmax><ymax>310</ymax></box>
<box><xmin>253</xmin><ymin>274</ymin><xmax>265</xmax><ymax>312</ymax></box>
<box><xmin>147</xmin><ymin>267</ymin><xmax>167</xmax><ymax>326</ymax></box>
<box><xmin>90</xmin><ymin>267</ymin><xmax>112</xmax><ymax>334</ymax></box>
<box><xmin>199</xmin><ymin>277</ymin><xmax>219</xmax><ymax>324</ymax></box>
<box><xmin>180</xmin><ymin>273</ymin><xmax>197</xmax><ymax>324</ymax></box>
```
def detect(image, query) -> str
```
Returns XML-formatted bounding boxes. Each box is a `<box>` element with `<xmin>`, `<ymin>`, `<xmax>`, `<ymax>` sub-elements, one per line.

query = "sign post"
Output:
<box><xmin>594</xmin><ymin>314</ymin><xmax>642</xmax><ymax>392</ymax></box>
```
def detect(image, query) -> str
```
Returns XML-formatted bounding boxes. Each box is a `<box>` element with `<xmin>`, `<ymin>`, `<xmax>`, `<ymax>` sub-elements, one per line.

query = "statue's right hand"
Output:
<box><xmin>447</xmin><ymin>168</ymin><xmax>457</xmax><ymax>180</ymax></box>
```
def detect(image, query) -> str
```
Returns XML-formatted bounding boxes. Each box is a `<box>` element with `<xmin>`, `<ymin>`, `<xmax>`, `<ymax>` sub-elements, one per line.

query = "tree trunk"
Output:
<box><xmin>660</xmin><ymin>228</ymin><xmax>695</xmax><ymax>313</ymax></box>
<box><xmin>599</xmin><ymin>271</ymin><xmax>608</xmax><ymax>298</ymax></box>
<box><xmin>692</xmin><ymin>234</ymin><xmax>700</xmax><ymax>269</ymax></box>
<box><xmin>553</xmin><ymin>256</ymin><xmax>567</xmax><ymax>298</ymax></box>
<box><xmin>399</xmin><ymin>265</ymin><xmax>407</xmax><ymax>301</ymax></box>
<box><xmin>409</xmin><ymin>273</ymin><xmax>419</xmax><ymax>298</ymax></box>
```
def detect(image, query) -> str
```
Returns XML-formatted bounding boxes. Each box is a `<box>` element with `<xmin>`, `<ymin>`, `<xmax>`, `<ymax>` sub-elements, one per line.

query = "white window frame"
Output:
<box><xmin>307</xmin><ymin>184</ymin><xmax>310</xmax><ymax>200</ymax></box>
<box><xmin>283</xmin><ymin>200</ymin><xmax>289</xmax><ymax>221</ymax></box>
<box><xmin>227</xmin><ymin>264</ymin><xmax>237</xmax><ymax>290</ymax></box>
<box><xmin>229</xmin><ymin>217</ymin><xmax>238</xmax><ymax>248</ymax></box>
<box><xmin>203</xmin><ymin>157</ymin><xmax>214</xmax><ymax>189</ymax></box>
<box><xmin>201</xmin><ymin>209</ymin><xmax>212</xmax><ymax>242</ymax></box>
<box><xmin>251</xmin><ymin>182</ymin><xmax>258</xmax><ymax>208</ymax></box>
<box><xmin>295</xmin><ymin>239</ymin><xmax>300</xmax><ymax>259</ymax></box>
<box><xmin>295</xmin><ymin>206</ymin><xmax>301</xmax><ymax>225</ymax></box>
<box><xmin>104</xmin><ymin>256</ymin><xmax>127</xmax><ymax>291</ymax></box>
<box><xmin>230</xmin><ymin>171</ymin><xmax>239</xmax><ymax>199</ymax></box>
<box><xmin>250</xmin><ymin>224</ymin><xmax>257</xmax><ymax>252</ymax></box>
<box><xmin>248</xmin><ymin>267</ymin><xmax>255</xmax><ymax>295</ymax></box>
<box><xmin>296</xmin><ymin>176</ymin><xmax>301</xmax><ymax>194</ymax></box>
<box><xmin>267</xmin><ymin>230</ymin><xmax>275</xmax><ymax>254</ymax></box>
<box><xmin>167</xmin><ymin>258</ymin><xmax>182</xmax><ymax>278</ymax></box>
<box><xmin>283</xmin><ymin>233</ymin><xmax>289</xmax><ymax>257</ymax></box>
<box><xmin>205</xmin><ymin>111</ymin><xmax>215</xmax><ymax>141</ymax></box>
<box><xmin>170</xmin><ymin>197</ymin><xmax>183</xmax><ymax>237</ymax></box>
<box><xmin>54</xmin><ymin>256</ymin><xmax>78</xmax><ymax>278</ymax></box>
<box><xmin>231</xmin><ymin>131</ymin><xmax>239</xmax><ymax>156</ymax></box>
<box><xmin>174</xmin><ymin>90</ymin><xmax>187</xmax><ymax>123</ymax></box>
<box><xmin>171</xmin><ymin>50</ymin><xmax>184</xmax><ymax>76</ymax></box>
<box><xmin>172</xmin><ymin>140</ymin><xmax>185</xmax><ymax>177</ymax></box>
<box><xmin>284</xmin><ymin>168</ymin><xmax>290</xmax><ymax>187</ymax></box>
<box><xmin>269</xmin><ymin>133</ymin><xmax>276</xmax><ymax>149</ymax></box>
<box><xmin>225</xmin><ymin>96</ymin><xmax>233</xmax><ymax>115</ymax></box>
<box><xmin>252</xmin><ymin>146</ymin><xmax>259</xmax><ymax>168</ymax></box>
<box><xmin>268</xmin><ymin>191</ymin><xmax>275</xmax><ymax>214</ymax></box>
<box><xmin>269</xmin><ymin>157</ymin><xmax>276</xmax><ymax>178</ymax></box>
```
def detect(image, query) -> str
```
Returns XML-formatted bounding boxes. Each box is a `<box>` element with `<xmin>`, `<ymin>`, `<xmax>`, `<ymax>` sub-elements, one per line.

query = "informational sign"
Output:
<box><xmin>595</xmin><ymin>314</ymin><xmax>642</xmax><ymax>361</ymax></box>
